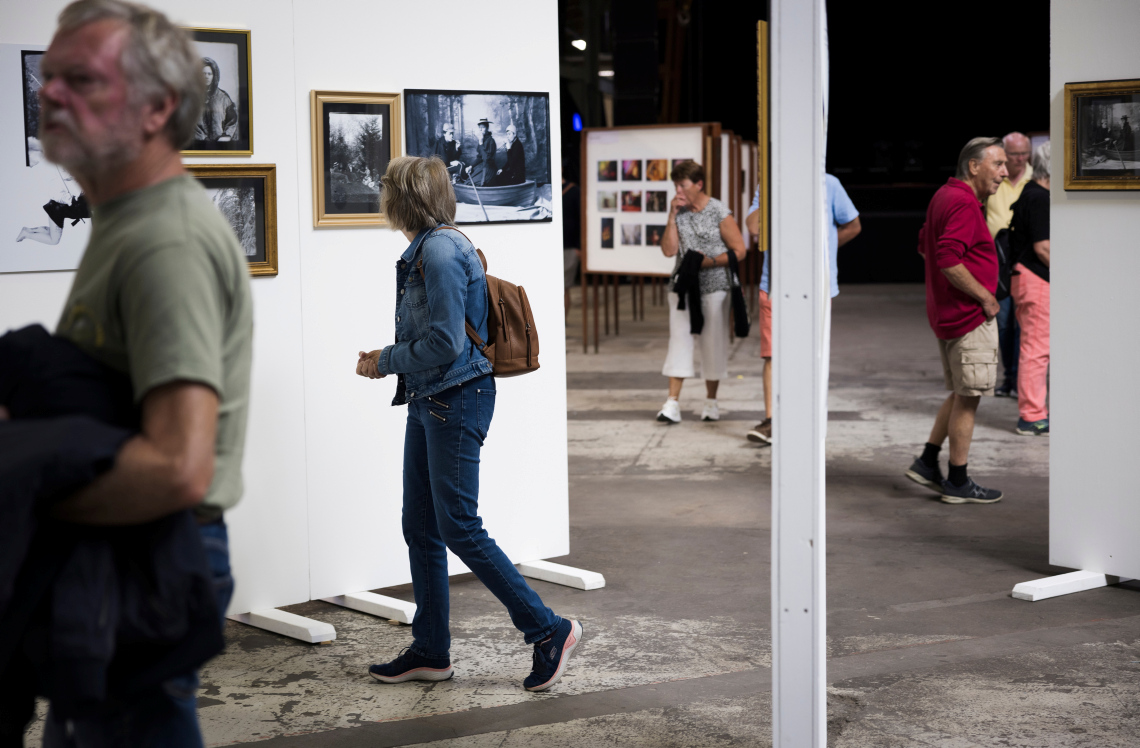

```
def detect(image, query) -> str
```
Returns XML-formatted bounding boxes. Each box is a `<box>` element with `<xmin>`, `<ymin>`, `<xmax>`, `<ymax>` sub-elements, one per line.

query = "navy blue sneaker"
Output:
<box><xmin>369</xmin><ymin>648</ymin><xmax>453</xmax><ymax>683</ymax></box>
<box><xmin>994</xmin><ymin>382</ymin><xmax>1017</xmax><ymax>398</ymax></box>
<box><xmin>523</xmin><ymin>619</ymin><xmax>583</xmax><ymax>692</ymax></box>
<box><xmin>1016</xmin><ymin>417</ymin><xmax>1049</xmax><ymax>436</ymax></box>
<box><xmin>940</xmin><ymin>478</ymin><xmax>1003</xmax><ymax>504</ymax></box>
<box><xmin>905</xmin><ymin>457</ymin><xmax>944</xmax><ymax>493</ymax></box>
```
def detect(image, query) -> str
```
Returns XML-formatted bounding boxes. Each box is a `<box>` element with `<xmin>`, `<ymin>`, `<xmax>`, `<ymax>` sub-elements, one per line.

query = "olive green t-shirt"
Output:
<box><xmin>56</xmin><ymin>175</ymin><xmax>253</xmax><ymax>512</ymax></box>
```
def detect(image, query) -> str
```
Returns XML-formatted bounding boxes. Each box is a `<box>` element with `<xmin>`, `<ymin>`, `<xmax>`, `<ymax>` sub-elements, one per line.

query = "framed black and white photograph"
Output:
<box><xmin>404</xmin><ymin>89</ymin><xmax>552</xmax><ymax>224</ymax></box>
<box><xmin>1</xmin><ymin>43</ymin><xmax>90</xmax><ymax>274</ymax></box>
<box><xmin>184</xmin><ymin>28</ymin><xmax>252</xmax><ymax>156</ymax></box>
<box><xmin>189</xmin><ymin>164</ymin><xmax>278</xmax><ymax>276</ymax></box>
<box><xmin>1065</xmin><ymin>78</ymin><xmax>1140</xmax><ymax>190</ymax></box>
<box><xmin>310</xmin><ymin>90</ymin><xmax>400</xmax><ymax>227</ymax></box>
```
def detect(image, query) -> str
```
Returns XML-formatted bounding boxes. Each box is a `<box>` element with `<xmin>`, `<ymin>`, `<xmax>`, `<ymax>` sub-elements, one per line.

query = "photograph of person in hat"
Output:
<box><xmin>467</xmin><ymin>118</ymin><xmax>498</xmax><ymax>186</ymax></box>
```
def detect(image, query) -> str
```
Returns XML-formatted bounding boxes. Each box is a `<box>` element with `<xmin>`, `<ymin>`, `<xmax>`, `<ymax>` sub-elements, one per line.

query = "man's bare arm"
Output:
<box><xmin>1033</xmin><ymin>239</ymin><xmax>1050</xmax><ymax>267</ymax></box>
<box><xmin>837</xmin><ymin>216</ymin><xmax>861</xmax><ymax>247</ymax></box>
<box><xmin>745</xmin><ymin>208</ymin><xmax>760</xmax><ymax>237</ymax></box>
<box><xmin>54</xmin><ymin>381</ymin><xmax>218</xmax><ymax>525</ymax></box>
<box><xmin>940</xmin><ymin>264</ymin><xmax>1000</xmax><ymax>320</ymax></box>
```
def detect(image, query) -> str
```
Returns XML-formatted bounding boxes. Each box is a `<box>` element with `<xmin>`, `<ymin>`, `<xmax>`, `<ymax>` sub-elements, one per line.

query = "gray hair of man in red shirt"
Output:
<box><xmin>955</xmin><ymin>137</ymin><xmax>1009</xmax><ymax>199</ymax></box>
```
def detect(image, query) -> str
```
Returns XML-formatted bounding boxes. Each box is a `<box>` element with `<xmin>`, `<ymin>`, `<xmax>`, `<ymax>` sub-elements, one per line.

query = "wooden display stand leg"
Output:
<box><xmin>639</xmin><ymin>277</ymin><xmax>646</xmax><ymax>320</ymax></box>
<box><xmin>592</xmin><ymin>273</ymin><xmax>600</xmax><ymax>352</ymax></box>
<box><xmin>614</xmin><ymin>275</ymin><xmax>620</xmax><ymax>336</ymax></box>
<box><xmin>582</xmin><ymin>274</ymin><xmax>590</xmax><ymax>354</ymax></box>
<box><xmin>603</xmin><ymin>274</ymin><xmax>610</xmax><ymax>336</ymax></box>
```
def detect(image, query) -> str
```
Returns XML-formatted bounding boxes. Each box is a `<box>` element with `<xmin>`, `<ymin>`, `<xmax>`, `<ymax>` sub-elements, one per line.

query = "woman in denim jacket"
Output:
<box><xmin>355</xmin><ymin>156</ymin><xmax>582</xmax><ymax>692</ymax></box>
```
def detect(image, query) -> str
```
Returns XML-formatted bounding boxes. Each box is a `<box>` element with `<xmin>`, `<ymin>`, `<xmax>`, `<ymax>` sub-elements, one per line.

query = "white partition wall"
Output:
<box><xmin>0</xmin><ymin>0</ymin><xmax>568</xmax><ymax>616</ymax></box>
<box><xmin>1049</xmin><ymin>0</ymin><xmax>1140</xmax><ymax>578</ymax></box>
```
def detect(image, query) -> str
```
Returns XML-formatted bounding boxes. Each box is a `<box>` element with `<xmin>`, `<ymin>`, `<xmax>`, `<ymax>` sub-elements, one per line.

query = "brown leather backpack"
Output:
<box><xmin>417</xmin><ymin>227</ymin><xmax>540</xmax><ymax>377</ymax></box>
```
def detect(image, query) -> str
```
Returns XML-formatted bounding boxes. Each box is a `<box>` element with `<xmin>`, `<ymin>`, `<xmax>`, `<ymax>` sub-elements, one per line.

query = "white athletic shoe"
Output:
<box><xmin>701</xmin><ymin>399</ymin><xmax>720</xmax><ymax>421</ymax></box>
<box><xmin>656</xmin><ymin>398</ymin><xmax>681</xmax><ymax>423</ymax></box>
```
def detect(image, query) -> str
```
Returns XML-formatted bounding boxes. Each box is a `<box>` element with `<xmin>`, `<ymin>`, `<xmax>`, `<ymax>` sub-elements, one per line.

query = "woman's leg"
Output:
<box><xmin>669</xmin><ymin>377</ymin><xmax>684</xmax><ymax>398</ymax></box>
<box><xmin>403</xmin><ymin>403</ymin><xmax>452</xmax><ymax>659</ymax></box>
<box><xmin>1012</xmin><ymin>266</ymin><xmax>1050</xmax><ymax>423</ymax></box>
<box><xmin>423</xmin><ymin>378</ymin><xmax>561</xmax><ymax>644</ymax></box>
<box><xmin>662</xmin><ymin>292</ymin><xmax>697</xmax><ymax>384</ymax></box>
<box><xmin>698</xmin><ymin>291</ymin><xmax>730</xmax><ymax>388</ymax></box>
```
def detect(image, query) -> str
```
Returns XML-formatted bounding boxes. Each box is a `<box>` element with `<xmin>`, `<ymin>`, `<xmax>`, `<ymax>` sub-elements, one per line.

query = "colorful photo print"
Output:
<box><xmin>646</xmin><ymin>159</ymin><xmax>669</xmax><ymax>181</ymax></box>
<box><xmin>645</xmin><ymin>224</ymin><xmax>666</xmax><ymax>246</ymax></box>
<box><xmin>601</xmin><ymin>217</ymin><xmax>614</xmax><ymax>248</ymax></box>
<box><xmin>597</xmin><ymin>190</ymin><xmax>618</xmax><ymax>211</ymax></box>
<box><xmin>645</xmin><ymin>190</ymin><xmax>667</xmax><ymax>212</ymax></box>
<box><xmin>621</xmin><ymin>190</ymin><xmax>642</xmax><ymax>212</ymax></box>
<box><xmin>621</xmin><ymin>223</ymin><xmax>642</xmax><ymax>246</ymax></box>
<box><xmin>598</xmin><ymin>160</ymin><xmax>618</xmax><ymax>181</ymax></box>
<box><xmin>621</xmin><ymin>159</ymin><xmax>642</xmax><ymax>180</ymax></box>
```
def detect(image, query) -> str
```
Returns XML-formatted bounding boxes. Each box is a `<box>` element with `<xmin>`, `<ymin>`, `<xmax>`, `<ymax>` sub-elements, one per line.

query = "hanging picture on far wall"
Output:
<box><xmin>1065</xmin><ymin>78</ymin><xmax>1140</xmax><ymax>190</ymax></box>
<box><xmin>188</xmin><ymin>164</ymin><xmax>278</xmax><ymax>276</ymax></box>
<box><xmin>183</xmin><ymin>28</ymin><xmax>253</xmax><ymax>156</ymax></box>
<box><xmin>310</xmin><ymin>90</ymin><xmax>401</xmax><ymax>227</ymax></box>
<box><xmin>404</xmin><ymin>88</ymin><xmax>552</xmax><ymax>224</ymax></box>
<box><xmin>0</xmin><ymin>44</ymin><xmax>91</xmax><ymax>274</ymax></box>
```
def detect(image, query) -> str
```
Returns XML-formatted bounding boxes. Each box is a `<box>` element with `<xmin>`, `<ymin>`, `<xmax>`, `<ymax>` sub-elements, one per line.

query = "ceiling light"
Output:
<box><xmin>571</xmin><ymin>39</ymin><xmax>587</xmax><ymax>51</ymax></box>
<box><xmin>598</xmin><ymin>69</ymin><xmax>614</xmax><ymax>77</ymax></box>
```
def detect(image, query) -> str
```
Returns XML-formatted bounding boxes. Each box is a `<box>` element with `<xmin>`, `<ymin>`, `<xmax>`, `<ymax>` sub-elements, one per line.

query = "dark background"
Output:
<box><xmin>559</xmin><ymin>0</ymin><xmax>1050</xmax><ymax>283</ymax></box>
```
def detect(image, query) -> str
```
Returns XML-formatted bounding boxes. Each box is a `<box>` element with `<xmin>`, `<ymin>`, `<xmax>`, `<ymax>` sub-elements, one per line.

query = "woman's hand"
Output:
<box><xmin>670</xmin><ymin>191</ymin><xmax>689</xmax><ymax>217</ymax></box>
<box><xmin>357</xmin><ymin>350</ymin><xmax>386</xmax><ymax>379</ymax></box>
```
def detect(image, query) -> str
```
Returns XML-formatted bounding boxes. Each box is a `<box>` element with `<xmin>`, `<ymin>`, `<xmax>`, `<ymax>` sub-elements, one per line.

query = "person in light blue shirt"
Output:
<box><xmin>745</xmin><ymin>174</ymin><xmax>861</xmax><ymax>445</ymax></box>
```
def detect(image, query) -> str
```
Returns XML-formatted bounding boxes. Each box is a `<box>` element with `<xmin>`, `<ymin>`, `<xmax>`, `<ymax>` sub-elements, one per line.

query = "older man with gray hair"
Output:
<box><xmin>1008</xmin><ymin>141</ymin><xmax>1052</xmax><ymax>436</ymax></box>
<box><xmin>12</xmin><ymin>1</ymin><xmax>253</xmax><ymax>744</ymax></box>
<box><xmin>987</xmin><ymin>132</ymin><xmax>1034</xmax><ymax>397</ymax></box>
<box><xmin>906</xmin><ymin>137</ymin><xmax>1008</xmax><ymax>505</ymax></box>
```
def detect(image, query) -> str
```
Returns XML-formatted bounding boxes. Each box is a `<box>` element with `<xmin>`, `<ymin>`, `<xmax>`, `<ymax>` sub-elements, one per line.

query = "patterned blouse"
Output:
<box><xmin>673</xmin><ymin>197</ymin><xmax>733</xmax><ymax>294</ymax></box>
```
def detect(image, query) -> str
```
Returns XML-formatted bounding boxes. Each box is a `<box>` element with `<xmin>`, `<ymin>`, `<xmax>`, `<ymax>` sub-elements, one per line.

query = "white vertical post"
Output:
<box><xmin>770</xmin><ymin>0</ymin><xmax>828</xmax><ymax>746</ymax></box>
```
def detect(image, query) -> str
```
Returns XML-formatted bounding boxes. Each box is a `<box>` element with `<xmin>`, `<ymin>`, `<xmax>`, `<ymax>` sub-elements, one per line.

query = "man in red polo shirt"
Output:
<box><xmin>905</xmin><ymin>137</ymin><xmax>1008</xmax><ymax>504</ymax></box>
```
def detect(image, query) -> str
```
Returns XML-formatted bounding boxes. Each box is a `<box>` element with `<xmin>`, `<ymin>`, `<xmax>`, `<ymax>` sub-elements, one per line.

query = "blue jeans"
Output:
<box><xmin>403</xmin><ymin>374</ymin><xmax>560</xmax><ymax>658</ymax></box>
<box><xmin>42</xmin><ymin>520</ymin><xmax>234</xmax><ymax>748</ymax></box>
<box><xmin>996</xmin><ymin>295</ymin><xmax>1020</xmax><ymax>385</ymax></box>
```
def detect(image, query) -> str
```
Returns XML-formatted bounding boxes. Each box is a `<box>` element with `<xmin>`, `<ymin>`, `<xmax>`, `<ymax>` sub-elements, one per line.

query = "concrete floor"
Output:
<box><xmin>26</xmin><ymin>283</ymin><xmax>1140</xmax><ymax>746</ymax></box>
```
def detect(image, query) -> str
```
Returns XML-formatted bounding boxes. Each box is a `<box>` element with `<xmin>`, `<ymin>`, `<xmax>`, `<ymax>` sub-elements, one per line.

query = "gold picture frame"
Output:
<box><xmin>1064</xmin><ymin>78</ymin><xmax>1140</xmax><ymax>190</ymax></box>
<box><xmin>187</xmin><ymin>164</ymin><xmax>278</xmax><ymax>277</ymax></box>
<box><xmin>756</xmin><ymin>20</ymin><xmax>770</xmax><ymax>253</ymax></box>
<box><xmin>310</xmin><ymin>90</ymin><xmax>402</xmax><ymax>227</ymax></box>
<box><xmin>183</xmin><ymin>28</ymin><xmax>253</xmax><ymax>157</ymax></box>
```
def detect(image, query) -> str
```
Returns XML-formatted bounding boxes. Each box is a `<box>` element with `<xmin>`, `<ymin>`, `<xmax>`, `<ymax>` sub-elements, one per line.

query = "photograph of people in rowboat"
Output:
<box><xmin>1077</xmin><ymin>97</ymin><xmax>1140</xmax><ymax>176</ymax></box>
<box><xmin>404</xmin><ymin>89</ymin><xmax>553</xmax><ymax>224</ymax></box>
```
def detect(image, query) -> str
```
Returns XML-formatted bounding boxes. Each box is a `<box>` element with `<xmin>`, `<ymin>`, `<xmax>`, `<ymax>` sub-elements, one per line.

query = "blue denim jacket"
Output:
<box><xmin>377</xmin><ymin>225</ymin><xmax>492</xmax><ymax>405</ymax></box>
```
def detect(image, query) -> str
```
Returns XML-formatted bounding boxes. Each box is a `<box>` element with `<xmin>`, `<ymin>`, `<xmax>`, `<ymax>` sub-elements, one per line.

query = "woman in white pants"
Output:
<box><xmin>657</xmin><ymin>160</ymin><xmax>748</xmax><ymax>423</ymax></box>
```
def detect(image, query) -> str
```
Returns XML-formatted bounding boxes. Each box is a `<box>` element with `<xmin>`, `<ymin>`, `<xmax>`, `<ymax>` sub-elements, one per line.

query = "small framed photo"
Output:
<box><xmin>645</xmin><ymin>191</ymin><xmax>667</xmax><ymax>212</ymax></box>
<box><xmin>1065</xmin><ymin>78</ymin><xmax>1140</xmax><ymax>190</ymax></box>
<box><xmin>310</xmin><ymin>90</ymin><xmax>401</xmax><ymax>227</ymax></box>
<box><xmin>646</xmin><ymin>159</ymin><xmax>669</xmax><ymax>181</ymax></box>
<box><xmin>598</xmin><ymin>160</ymin><xmax>618</xmax><ymax>181</ymax></box>
<box><xmin>188</xmin><ymin>164</ymin><xmax>278</xmax><ymax>277</ymax></box>
<box><xmin>621</xmin><ymin>223</ymin><xmax>642</xmax><ymax>246</ymax></box>
<box><xmin>622</xmin><ymin>159</ymin><xmax>642</xmax><ymax>180</ymax></box>
<box><xmin>646</xmin><ymin>224</ymin><xmax>666</xmax><ymax>246</ymax></box>
<box><xmin>621</xmin><ymin>190</ymin><xmax>642</xmax><ymax>212</ymax></box>
<box><xmin>598</xmin><ymin>191</ymin><xmax>617</xmax><ymax>211</ymax></box>
<box><xmin>601</xmin><ymin>217</ymin><xmax>614</xmax><ymax>248</ymax></box>
<box><xmin>184</xmin><ymin>28</ymin><xmax>253</xmax><ymax>156</ymax></box>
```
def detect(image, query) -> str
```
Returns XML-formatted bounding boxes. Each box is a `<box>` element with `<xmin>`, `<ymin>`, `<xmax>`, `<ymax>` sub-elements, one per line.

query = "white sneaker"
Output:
<box><xmin>656</xmin><ymin>398</ymin><xmax>681</xmax><ymax>423</ymax></box>
<box><xmin>701</xmin><ymin>399</ymin><xmax>720</xmax><ymax>421</ymax></box>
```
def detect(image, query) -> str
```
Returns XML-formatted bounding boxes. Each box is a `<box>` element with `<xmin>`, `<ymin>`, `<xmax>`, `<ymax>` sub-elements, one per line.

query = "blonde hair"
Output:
<box><xmin>57</xmin><ymin>0</ymin><xmax>204</xmax><ymax>148</ymax></box>
<box><xmin>380</xmin><ymin>156</ymin><xmax>456</xmax><ymax>232</ymax></box>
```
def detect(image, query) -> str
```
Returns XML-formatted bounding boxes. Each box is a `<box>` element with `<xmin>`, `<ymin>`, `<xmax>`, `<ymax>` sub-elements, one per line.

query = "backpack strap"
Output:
<box><xmin>415</xmin><ymin>255</ymin><xmax>488</xmax><ymax>352</ymax></box>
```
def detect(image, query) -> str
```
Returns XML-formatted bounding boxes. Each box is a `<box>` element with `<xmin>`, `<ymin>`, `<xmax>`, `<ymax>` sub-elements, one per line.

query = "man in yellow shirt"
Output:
<box><xmin>986</xmin><ymin>131</ymin><xmax>1033</xmax><ymax>397</ymax></box>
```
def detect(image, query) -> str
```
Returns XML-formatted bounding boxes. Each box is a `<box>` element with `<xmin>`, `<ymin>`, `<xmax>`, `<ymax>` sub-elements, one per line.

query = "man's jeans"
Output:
<box><xmin>403</xmin><ymin>374</ymin><xmax>560</xmax><ymax>659</ymax></box>
<box><xmin>996</xmin><ymin>295</ymin><xmax>1021</xmax><ymax>386</ymax></box>
<box><xmin>42</xmin><ymin>520</ymin><xmax>234</xmax><ymax>748</ymax></box>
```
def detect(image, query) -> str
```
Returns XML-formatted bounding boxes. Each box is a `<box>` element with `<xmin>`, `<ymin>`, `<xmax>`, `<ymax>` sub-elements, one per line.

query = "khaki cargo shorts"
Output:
<box><xmin>937</xmin><ymin>318</ymin><xmax>999</xmax><ymax>396</ymax></box>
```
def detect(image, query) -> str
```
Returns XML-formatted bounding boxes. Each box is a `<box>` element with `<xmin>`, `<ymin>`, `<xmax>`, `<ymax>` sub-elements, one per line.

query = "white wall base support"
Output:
<box><xmin>518</xmin><ymin>560</ymin><xmax>605</xmax><ymax>591</ymax></box>
<box><xmin>321</xmin><ymin>592</ymin><xmax>416</xmax><ymax>624</ymax></box>
<box><xmin>228</xmin><ymin>609</ymin><xmax>336</xmax><ymax>643</ymax></box>
<box><xmin>1012</xmin><ymin>570</ymin><xmax>1131</xmax><ymax>602</ymax></box>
